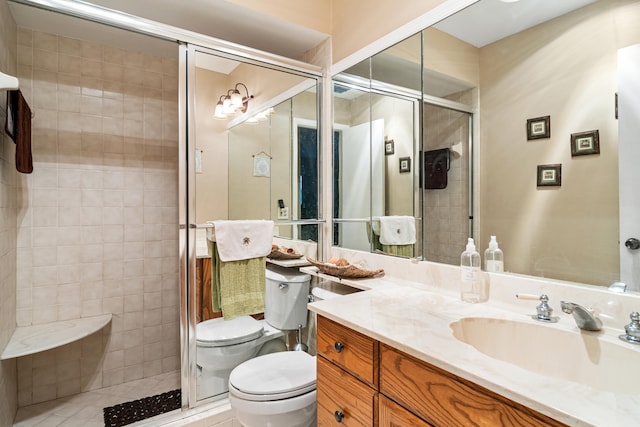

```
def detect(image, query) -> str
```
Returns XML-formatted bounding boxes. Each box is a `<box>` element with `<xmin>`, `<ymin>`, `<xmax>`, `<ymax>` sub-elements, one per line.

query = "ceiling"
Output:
<box><xmin>8</xmin><ymin>0</ymin><xmax>329</xmax><ymax>60</ymax></box>
<box><xmin>8</xmin><ymin>0</ymin><xmax>599</xmax><ymax>70</ymax></box>
<box><xmin>434</xmin><ymin>0</ymin><xmax>597</xmax><ymax>48</ymax></box>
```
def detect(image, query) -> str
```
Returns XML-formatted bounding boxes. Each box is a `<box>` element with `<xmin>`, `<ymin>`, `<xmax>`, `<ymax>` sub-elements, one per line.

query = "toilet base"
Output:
<box><xmin>196</xmin><ymin>366</ymin><xmax>230</xmax><ymax>400</ymax></box>
<box><xmin>230</xmin><ymin>389</ymin><xmax>316</xmax><ymax>427</ymax></box>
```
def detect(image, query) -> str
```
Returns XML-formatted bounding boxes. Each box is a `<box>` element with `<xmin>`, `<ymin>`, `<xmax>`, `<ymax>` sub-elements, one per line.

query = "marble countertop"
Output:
<box><xmin>307</xmin><ymin>271</ymin><xmax>640</xmax><ymax>427</ymax></box>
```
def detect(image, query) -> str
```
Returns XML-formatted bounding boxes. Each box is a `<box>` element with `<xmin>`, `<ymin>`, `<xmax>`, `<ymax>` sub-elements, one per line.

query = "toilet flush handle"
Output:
<box><xmin>279</xmin><ymin>283</ymin><xmax>288</xmax><ymax>290</ymax></box>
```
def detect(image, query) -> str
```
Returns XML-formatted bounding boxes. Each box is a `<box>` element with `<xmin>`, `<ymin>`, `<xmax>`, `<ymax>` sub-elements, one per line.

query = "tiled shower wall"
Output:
<box><xmin>423</xmin><ymin>90</ymin><xmax>472</xmax><ymax>266</ymax></box>
<box><xmin>14</xmin><ymin>28</ymin><xmax>180</xmax><ymax>406</ymax></box>
<box><xmin>0</xmin><ymin>0</ymin><xmax>19</xmax><ymax>424</ymax></box>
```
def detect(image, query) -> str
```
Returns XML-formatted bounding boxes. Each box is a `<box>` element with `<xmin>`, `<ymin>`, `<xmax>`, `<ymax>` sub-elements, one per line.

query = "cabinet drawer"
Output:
<box><xmin>317</xmin><ymin>355</ymin><xmax>377</xmax><ymax>427</ymax></box>
<box><xmin>380</xmin><ymin>344</ymin><xmax>565</xmax><ymax>427</ymax></box>
<box><xmin>317</xmin><ymin>316</ymin><xmax>378</xmax><ymax>386</ymax></box>
<box><xmin>379</xmin><ymin>395</ymin><xmax>430</xmax><ymax>427</ymax></box>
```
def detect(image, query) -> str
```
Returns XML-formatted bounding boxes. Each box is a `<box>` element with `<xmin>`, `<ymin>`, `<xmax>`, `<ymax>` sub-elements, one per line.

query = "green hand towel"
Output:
<box><xmin>209</xmin><ymin>240</ymin><xmax>266</xmax><ymax>320</ymax></box>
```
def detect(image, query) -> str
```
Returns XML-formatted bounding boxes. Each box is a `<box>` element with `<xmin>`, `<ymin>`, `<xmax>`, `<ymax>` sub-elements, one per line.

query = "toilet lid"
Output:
<box><xmin>196</xmin><ymin>316</ymin><xmax>264</xmax><ymax>347</ymax></box>
<box><xmin>229</xmin><ymin>352</ymin><xmax>316</xmax><ymax>401</ymax></box>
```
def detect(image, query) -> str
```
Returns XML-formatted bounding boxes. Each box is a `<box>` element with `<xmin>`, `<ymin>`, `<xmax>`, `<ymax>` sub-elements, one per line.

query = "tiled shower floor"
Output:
<box><xmin>13</xmin><ymin>371</ymin><xmax>181</xmax><ymax>426</ymax></box>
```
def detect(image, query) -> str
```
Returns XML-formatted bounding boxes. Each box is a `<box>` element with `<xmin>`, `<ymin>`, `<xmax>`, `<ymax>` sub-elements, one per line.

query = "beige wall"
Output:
<box><xmin>424</xmin><ymin>27</ymin><xmax>480</xmax><ymax>87</ymax></box>
<box><xmin>479</xmin><ymin>0</ymin><xmax>640</xmax><ymax>285</ymax></box>
<box><xmin>228</xmin><ymin>0</ymin><xmax>332</xmax><ymax>35</ymax></box>
<box><xmin>0</xmin><ymin>0</ymin><xmax>19</xmax><ymax>423</ymax></box>
<box><xmin>331</xmin><ymin>0</ymin><xmax>447</xmax><ymax>64</ymax></box>
<box><xmin>14</xmin><ymin>28</ymin><xmax>179</xmax><ymax>406</ymax></box>
<box><xmin>194</xmin><ymin>67</ymin><xmax>229</xmax><ymax>222</ymax></box>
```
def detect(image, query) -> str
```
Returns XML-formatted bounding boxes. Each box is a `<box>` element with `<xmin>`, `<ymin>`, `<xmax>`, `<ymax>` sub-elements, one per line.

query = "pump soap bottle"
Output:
<box><xmin>484</xmin><ymin>236</ymin><xmax>504</xmax><ymax>272</ymax></box>
<box><xmin>460</xmin><ymin>238</ymin><xmax>486</xmax><ymax>303</ymax></box>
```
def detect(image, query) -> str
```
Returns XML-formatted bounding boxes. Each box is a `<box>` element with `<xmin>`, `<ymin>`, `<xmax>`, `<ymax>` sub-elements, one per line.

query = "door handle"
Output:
<box><xmin>625</xmin><ymin>238</ymin><xmax>640</xmax><ymax>250</ymax></box>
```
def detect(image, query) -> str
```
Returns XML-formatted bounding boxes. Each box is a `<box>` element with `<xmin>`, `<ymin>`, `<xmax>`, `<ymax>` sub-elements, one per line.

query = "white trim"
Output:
<box><xmin>331</xmin><ymin>0</ymin><xmax>478</xmax><ymax>75</ymax></box>
<box><xmin>0</xmin><ymin>70</ymin><xmax>19</xmax><ymax>90</ymax></box>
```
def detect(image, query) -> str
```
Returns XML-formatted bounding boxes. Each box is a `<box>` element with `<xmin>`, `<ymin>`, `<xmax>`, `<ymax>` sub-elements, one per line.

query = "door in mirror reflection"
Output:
<box><xmin>332</xmin><ymin>80</ymin><xmax>419</xmax><ymax>255</ymax></box>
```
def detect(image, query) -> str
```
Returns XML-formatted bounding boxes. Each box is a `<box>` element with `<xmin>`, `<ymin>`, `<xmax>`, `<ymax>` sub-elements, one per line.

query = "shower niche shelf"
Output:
<box><xmin>0</xmin><ymin>313</ymin><xmax>112</xmax><ymax>360</ymax></box>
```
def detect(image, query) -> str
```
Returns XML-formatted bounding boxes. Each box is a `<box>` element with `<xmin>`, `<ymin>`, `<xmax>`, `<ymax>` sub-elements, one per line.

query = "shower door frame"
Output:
<box><xmin>180</xmin><ymin>43</ymin><xmax>324</xmax><ymax>408</ymax></box>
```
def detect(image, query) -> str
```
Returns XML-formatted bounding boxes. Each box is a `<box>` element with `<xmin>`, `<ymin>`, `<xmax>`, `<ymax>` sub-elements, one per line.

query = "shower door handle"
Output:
<box><xmin>625</xmin><ymin>238</ymin><xmax>640</xmax><ymax>250</ymax></box>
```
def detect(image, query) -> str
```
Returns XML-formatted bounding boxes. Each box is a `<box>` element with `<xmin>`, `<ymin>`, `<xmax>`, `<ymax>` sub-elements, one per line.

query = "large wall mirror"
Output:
<box><xmin>333</xmin><ymin>0</ymin><xmax>640</xmax><ymax>289</ymax></box>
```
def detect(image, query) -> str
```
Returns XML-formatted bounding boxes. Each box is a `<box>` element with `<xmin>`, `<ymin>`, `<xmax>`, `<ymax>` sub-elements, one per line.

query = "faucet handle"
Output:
<box><xmin>516</xmin><ymin>293</ymin><xmax>558</xmax><ymax>323</ymax></box>
<box><xmin>619</xmin><ymin>312</ymin><xmax>640</xmax><ymax>345</ymax></box>
<box><xmin>535</xmin><ymin>294</ymin><xmax>555</xmax><ymax>322</ymax></box>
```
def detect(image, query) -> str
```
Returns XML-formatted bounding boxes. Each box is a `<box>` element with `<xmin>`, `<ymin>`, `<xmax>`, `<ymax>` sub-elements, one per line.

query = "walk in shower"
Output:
<box><xmin>3</xmin><ymin>0</ymin><xmax>323</xmax><ymax>424</ymax></box>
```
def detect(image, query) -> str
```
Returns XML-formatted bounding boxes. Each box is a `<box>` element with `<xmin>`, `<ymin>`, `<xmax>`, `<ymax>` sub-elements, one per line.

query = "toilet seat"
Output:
<box><xmin>229</xmin><ymin>351</ymin><xmax>316</xmax><ymax>401</ymax></box>
<box><xmin>196</xmin><ymin>316</ymin><xmax>264</xmax><ymax>348</ymax></box>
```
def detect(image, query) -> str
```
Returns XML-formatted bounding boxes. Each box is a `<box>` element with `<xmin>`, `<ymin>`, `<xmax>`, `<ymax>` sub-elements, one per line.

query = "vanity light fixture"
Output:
<box><xmin>214</xmin><ymin>82</ymin><xmax>254</xmax><ymax>119</ymax></box>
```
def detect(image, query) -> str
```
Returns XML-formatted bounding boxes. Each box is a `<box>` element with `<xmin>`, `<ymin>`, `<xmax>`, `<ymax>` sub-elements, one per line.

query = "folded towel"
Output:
<box><xmin>209</xmin><ymin>240</ymin><xmax>266</xmax><ymax>320</ymax></box>
<box><xmin>378</xmin><ymin>216</ymin><xmax>416</xmax><ymax>245</ymax></box>
<box><xmin>212</xmin><ymin>220</ymin><xmax>273</xmax><ymax>262</ymax></box>
<box><xmin>5</xmin><ymin>89</ymin><xmax>32</xmax><ymax>174</ymax></box>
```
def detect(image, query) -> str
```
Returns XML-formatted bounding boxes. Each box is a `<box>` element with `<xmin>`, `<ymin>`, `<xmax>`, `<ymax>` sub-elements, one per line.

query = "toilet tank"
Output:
<box><xmin>265</xmin><ymin>265</ymin><xmax>311</xmax><ymax>330</ymax></box>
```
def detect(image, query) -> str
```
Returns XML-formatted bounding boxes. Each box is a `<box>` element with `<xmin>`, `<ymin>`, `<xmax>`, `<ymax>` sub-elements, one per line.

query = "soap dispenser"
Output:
<box><xmin>484</xmin><ymin>236</ymin><xmax>504</xmax><ymax>273</ymax></box>
<box><xmin>460</xmin><ymin>238</ymin><xmax>486</xmax><ymax>303</ymax></box>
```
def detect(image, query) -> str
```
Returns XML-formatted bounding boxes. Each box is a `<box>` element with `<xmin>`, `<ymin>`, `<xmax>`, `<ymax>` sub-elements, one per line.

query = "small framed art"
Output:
<box><xmin>527</xmin><ymin>115</ymin><xmax>550</xmax><ymax>140</ymax></box>
<box><xmin>570</xmin><ymin>130</ymin><xmax>600</xmax><ymax>156</ymax></box>
<box><xmin>385</xmin><ymin>139</ymin><xmax>395</xmax><ymax>155</ymax></box>
<box><xmin>537</xmin><ymin>164</ymin><xmax>561</xmax><ymax>187</ymax></box>
<box><xmin>399</xmin><ymin>156</ymin><xmax>411</xmax><ymax>173</ymax></box>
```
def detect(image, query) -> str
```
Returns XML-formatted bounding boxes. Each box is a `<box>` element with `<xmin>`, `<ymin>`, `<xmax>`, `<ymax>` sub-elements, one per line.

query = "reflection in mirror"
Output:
<box><xmin>332</xmin><ymin>0</ymin><xmax>640</xmax><ymax>289</ymax></box>
<box><xmin>192</xmin><ymin>49</ymin><xmax>321</xmax><ymax>401</ymax></box>
<box><xmin>228</xmin><ymin>86</ymin><xmax>321</xmax><ymax>242</ymax></box>
<box><xmin>332</xmin><ymin>36</ymin><xmax>422</xmax><ymax>257</ymax></box>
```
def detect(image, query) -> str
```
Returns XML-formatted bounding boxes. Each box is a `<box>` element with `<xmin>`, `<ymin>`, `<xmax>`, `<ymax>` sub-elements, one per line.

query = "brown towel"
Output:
<box><xmin>5</xmin><ymin>90</ymin><xmax>33</xmax><ymax>174</ymax></box>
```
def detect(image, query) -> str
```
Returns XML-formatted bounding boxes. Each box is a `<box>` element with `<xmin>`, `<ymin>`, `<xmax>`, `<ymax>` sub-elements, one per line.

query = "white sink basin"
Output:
<box><xmin>450</xmin><ymin>317</ymin><xmax>639</xmax><ymax>393</ymax></box>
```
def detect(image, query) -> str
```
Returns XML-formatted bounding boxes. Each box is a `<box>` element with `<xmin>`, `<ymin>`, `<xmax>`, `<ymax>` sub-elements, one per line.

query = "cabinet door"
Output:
<box><xmin>317</xmin><ymin>356</ymin><xmax>377</xmax><ymax>426</ymax></box>
<box><xmin>379</xmin><ymin>395</ymin><xmax>431</xmax><ymax>427</ymax></box>
<box><xmin>317</xmin><ymin>315</ymin><xmax>378</xmax><ymax>386</ymax></box>
<box><xmin>380</xmin><ymin>345</ymin><xmax>565</xmax><ymax>427</ymax></box>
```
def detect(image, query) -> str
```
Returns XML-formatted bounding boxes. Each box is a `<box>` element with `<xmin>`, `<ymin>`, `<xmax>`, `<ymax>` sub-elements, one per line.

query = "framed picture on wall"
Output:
<box><xmin>570</xmin><ymin>130</ymin><xmax>600</xmax><ymax>156</ymax></box>
<box><xmin>537</xmin><ymin>164</ymin><xmax>561</xmax><ymax>187</ymax></box>
<box><xmin>527</xmin><ymin>115</ymin><xmax>551</xmax><ymax>140</ymax></box>
<box><xmin>384</xmin><ymin>139</ymin><xmax>395</xmax><ymax>155</ymax></box>
<box><xmin>399</xmin><ymin>157</ymin><xmax>411</xmax><ymax>173</ymax></box>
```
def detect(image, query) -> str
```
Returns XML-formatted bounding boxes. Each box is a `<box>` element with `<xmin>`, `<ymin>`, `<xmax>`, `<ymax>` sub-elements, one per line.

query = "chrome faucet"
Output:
<box><xmin>560</xmin><ymin>301</ymin><xmax>602</xmax><ymax>331</ymax></box>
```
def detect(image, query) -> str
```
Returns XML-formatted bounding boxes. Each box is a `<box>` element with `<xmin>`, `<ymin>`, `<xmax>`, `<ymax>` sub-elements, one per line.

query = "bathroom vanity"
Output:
<box><xmin>306</xmin><ymin>255</ymin><xmax>640</xmax><ymax>427</ymax></box>
<box><xmin>316</xmin><ymin>315</ymin><xmax>562</xmax><ymax>426</ymax></box>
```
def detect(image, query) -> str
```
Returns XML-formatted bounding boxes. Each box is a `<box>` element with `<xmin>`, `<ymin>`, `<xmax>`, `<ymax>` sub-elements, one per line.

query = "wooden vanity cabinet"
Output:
<box><xmin>379</xmin><ymin>344</ymin><xmax>566</xmax><ymax>427</ymax></box>
<box><xmin>316</xmin><ymin>316</ymin><xmax>378</xmax><ymax>426</ymax></box>
<box><xmin>316</xmin><ymin>315</ymin><xmax>567</xmax><ymax>427</ymax></box>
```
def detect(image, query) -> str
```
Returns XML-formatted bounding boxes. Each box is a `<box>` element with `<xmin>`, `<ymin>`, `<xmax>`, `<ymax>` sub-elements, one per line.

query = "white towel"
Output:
<box><xmin>378</xmin><ymin>216</ymin><xmax>416</xmax><ymax>245</ymax></box>
<box><xmin>212</xmin><ymin>220</ymin><xmax>274</xmax><ymax>262</ymax></box>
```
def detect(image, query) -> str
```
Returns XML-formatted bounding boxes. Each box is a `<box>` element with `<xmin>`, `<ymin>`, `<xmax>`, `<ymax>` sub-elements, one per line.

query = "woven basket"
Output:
<box><xmin>306</xmin><ymin>258</ymin><xmax>384</xmax><ymax>279</ymax></box>
<box><xmin>268</xmin><ymin>250</ymin><xmax>303</xmax><ymax>260</ymax></box>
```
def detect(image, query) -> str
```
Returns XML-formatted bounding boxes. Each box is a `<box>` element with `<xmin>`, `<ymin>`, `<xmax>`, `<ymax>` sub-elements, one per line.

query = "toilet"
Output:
<box><xmin>195</xmin><ymin>265</ymin><xmax>311</xmax><ymax>400</ymax></box>
<box><xmin>228</xmin><ymin>265</ymin><xmax>317</xmax><ymax>427</ymax></box>
<box><xmin>229</xmin><ymin>351</ymin><xmax>316</xmax><ymax>427</ymax></box>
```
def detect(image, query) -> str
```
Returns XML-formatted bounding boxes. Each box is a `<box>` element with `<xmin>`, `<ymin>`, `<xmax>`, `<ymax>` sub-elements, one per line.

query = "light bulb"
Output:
<box><xmin>214</xmin><ymin>102</ymin><xmax>226</xmax><ymax>119</ymax></box>
<box><xmin>230</xmin><ymin>90</ymin><xmax>243</xmax><ymax>109</ymax></box>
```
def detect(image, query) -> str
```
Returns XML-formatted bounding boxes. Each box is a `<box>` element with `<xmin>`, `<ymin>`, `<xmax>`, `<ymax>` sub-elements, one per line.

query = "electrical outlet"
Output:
<box><xmin>278</xmin><ymin>207</ymin><xmax>289</xmax><ymax>219</ymax></box>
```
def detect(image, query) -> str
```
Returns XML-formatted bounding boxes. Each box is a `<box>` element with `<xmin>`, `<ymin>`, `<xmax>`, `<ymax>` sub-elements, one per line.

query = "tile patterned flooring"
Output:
<box><xmin>13</xmin><ymin>371</ymin><xmax>181</xmax><ymax>426</ymax></box>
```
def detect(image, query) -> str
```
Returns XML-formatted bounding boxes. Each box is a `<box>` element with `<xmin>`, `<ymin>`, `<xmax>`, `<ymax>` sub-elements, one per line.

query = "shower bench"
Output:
<box><xmin>0</xmin><ymin>314</ymin><xmax>112</xmax><ymax>360</ymax></box>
